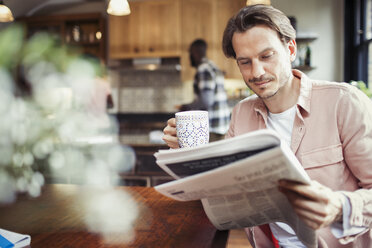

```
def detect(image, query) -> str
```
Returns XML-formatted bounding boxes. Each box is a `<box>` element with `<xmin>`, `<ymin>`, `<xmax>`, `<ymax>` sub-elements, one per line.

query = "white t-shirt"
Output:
<box><xmin>267</xmin><ymin>106</ymin><xmax>306</xmax><ymax>247</ymax></box>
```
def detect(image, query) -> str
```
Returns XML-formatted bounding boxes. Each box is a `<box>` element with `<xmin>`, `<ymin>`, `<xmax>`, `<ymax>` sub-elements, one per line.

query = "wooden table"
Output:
<box><xmin>0</xmin><ymin>184</ymin><xmax>228</xmax><ymax>247</ymax></box>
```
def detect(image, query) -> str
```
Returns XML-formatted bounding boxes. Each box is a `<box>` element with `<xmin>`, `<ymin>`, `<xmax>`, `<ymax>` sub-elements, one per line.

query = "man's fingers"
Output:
<box><xmin>293</xmin><ymin>207</ymin><xmax>334</xmax><ymax>229</ymax></box>
<box><xmin>162</xmin><ymin>118</ymin><xmax>179</xmax><ymax>149</ymax></box>
<box><xmin>163</xmin><ymin>125</ymin><xmax>177</xmax><ymax>136</ymax></box>
<box><xmin>282</xmin><ymin>190</ymin><xmax>322</xmax><ymax>214</ymax></box>
<box><xmin>163</xmin><ymin>118</ymin><xmax>177</xmax><ymax>135</ymax></box>
<box><xmin>167</xmin><ymin>118</ymin><xmax>176</xmax><ymax>127</ymax></box>
<box><xmin>162</xmin><ymin>134</ymin><xmax>179</xmax><ymax>149</ymax></box>
<box><xmin>279</xmin><ymin>180</ymin><xmax>343</xmax><ymax>229</ymax></box>
<box><xmin>279</xmin><ymin>180</ymin><xmax>329</xmax><ymax>202</ymax></box>
<box><xmin>280</xmin><ymin>188</ymin><xmax>332</xmax><ymax>229</ymax></box>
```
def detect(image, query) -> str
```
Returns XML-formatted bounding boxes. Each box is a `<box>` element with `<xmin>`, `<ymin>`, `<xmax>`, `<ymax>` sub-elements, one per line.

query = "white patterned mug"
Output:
<box><xmin>175</xmin><ymin>110</ymin><xmax>209</xmax><ymax>148</ymax></box>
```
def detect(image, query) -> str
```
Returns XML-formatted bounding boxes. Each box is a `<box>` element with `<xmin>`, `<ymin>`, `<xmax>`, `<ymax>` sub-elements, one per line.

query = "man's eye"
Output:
<box><xmin>262</xmin><ymin>52</ymin><xmax>274</xmax><ymax>59</ymax></box>
<box><xmin>239</xmin><ymin>60</ymin><xmax>250</xmax><ymax>65</ymax></box>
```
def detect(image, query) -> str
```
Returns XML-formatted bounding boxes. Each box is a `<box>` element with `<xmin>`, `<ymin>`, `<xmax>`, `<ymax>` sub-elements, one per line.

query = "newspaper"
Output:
<box><xmin>0</xmin><ymin>228</ymin><xmax>31</xmax><ymax>248</ymax></box>
<box><xmin>154</xmin><ymin>129</ymin><xmax>317</xmax><ymax>248</ymax></box>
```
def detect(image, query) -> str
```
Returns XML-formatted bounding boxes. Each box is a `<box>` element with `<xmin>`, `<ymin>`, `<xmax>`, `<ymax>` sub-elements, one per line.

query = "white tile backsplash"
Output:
<box><xmin>111</xmin><ymin>68</ymin><xmax>188</xmax><ymax>113</ymax></box>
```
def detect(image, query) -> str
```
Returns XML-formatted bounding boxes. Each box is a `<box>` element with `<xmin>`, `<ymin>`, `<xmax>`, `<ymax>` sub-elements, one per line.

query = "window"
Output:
<box><xmin>368</xmin><ymin>0</ymin><xmax>372</xmax><ymax>86</ymax></box>
<box><xmin>344</xmin><ymin>0</ymin><xmax>372</xmax><ymax>86</ymax></box>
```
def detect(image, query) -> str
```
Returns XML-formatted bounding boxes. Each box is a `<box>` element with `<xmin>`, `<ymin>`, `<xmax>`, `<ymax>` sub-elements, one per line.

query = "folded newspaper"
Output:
<box><xmin>0</xmin><ymin>228</ymin><xmax>30</xmax><ymax>248</ymax></box>
<box><xmin>154</xmin><ymin>129</ymin><xmax>317</xmax><ymax>248</ymax></box>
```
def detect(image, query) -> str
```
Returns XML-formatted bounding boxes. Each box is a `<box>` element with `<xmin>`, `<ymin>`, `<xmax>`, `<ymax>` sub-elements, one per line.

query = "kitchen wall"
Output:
<box><xmin>22</xmin><ymin>0</ymin><xmax>345</xmax><ymax>113</ymax></box>
<box><xmin>111</xmin><ymin>0</ymin><xmax>344</xmax><ymax>113</ymax></box>
<box><xmin>109</xmin><ymin>67</ymin><xmax>187</xmax><ymax>113</ymax></box>
<box><xmin>272</xmin><ymin>0</ymin><xmax>344</xmax><ymax>82</ymax></box>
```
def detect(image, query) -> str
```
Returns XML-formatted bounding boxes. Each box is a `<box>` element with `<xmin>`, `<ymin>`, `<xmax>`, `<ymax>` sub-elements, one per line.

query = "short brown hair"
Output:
<box><xmin>222</xmin><ymin>5</ymin><xmax>296</xmax><ymax>58</ymax></box>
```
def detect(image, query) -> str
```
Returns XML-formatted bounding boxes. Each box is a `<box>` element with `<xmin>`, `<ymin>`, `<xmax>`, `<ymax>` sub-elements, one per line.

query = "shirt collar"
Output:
<box><xmin>294</xmin><ymin>69</ymin><xmax>311</xmax><ymax>114</ymax></box>
<box><xmin>201</xmin><ymin>57</ymin><xmax>209</xmax><ymax>64</ymax></box>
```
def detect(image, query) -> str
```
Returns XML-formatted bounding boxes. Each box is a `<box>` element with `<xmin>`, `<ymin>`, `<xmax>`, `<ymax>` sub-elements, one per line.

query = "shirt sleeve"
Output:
<box><xmin>330</xmin><ymin>194</ymin><xmax>367</xmax><ymax>238</ymax></box>
<box><xmin>197</xmin><ymin>65</ymin><xmax>216</xmax><ymax>92</ymax></box>
<box><xmin>182</xmin><ymin>63</ymin><xmax>217</xmax><ymax>111</ymax></box>
<box><xmin>335</xmin><ymin>85</ymin><xmax>372</xmax><ymax>242</ymax></box>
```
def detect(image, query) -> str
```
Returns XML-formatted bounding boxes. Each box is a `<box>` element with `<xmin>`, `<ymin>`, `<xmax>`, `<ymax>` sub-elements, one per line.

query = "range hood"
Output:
<box><xmin>108</xmin><ymin>57</ymin><xmax>181</xmax><ymax>71</ymax></box>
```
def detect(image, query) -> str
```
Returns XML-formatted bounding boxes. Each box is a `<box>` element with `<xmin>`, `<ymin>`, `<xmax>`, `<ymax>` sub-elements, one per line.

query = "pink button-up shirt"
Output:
<box><xmin>227</xmin><ymin>70</ymin><xmax>372</xmax><ymax>247</ymax></box>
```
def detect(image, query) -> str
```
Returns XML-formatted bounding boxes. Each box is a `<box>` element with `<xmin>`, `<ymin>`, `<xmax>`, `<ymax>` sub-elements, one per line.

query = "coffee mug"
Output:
<box><xmin>175</xmin><ymin>110</ymin><xmax>209</xmax><ymax>148</ymax></box>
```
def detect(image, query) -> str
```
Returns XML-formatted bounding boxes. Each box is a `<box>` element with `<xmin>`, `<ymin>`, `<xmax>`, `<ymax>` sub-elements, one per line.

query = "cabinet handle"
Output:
<box><xmin>134</xmin><ymin>47</ymin><xmax>139</xmax><ymax>53</ymax></box>
<box><xmin>149</xmin><ymin>47</ymin><xmax>154</xmax><ymax>52</ymax></box>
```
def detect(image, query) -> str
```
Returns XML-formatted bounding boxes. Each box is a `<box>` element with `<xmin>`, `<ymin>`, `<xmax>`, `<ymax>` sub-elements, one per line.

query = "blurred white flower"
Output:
<box><xmin>82</xmin><ymin>188</ymin><xmax>139</xmax><ymax>244</ymax></box>
<box><xmin>0</xmin><ymin>172</ymin><xmax>16</xmax><ymax>203</ymax></box>
<box><xmin>0</xmin><ymin>24</ymin><xmax>138</xmax><ymax>243</ymax></box>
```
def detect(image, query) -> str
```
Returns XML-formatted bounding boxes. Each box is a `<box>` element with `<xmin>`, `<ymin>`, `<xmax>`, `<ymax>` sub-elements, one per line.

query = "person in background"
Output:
<box><xmin>178</xmin><ymin>39</ymin><xmax>230</xmax><ymax>141</ymax></box>
<box><xmin>163</xmin><ymin>4</ymin><xmax>372</xmax><ymax>247</ymax></box>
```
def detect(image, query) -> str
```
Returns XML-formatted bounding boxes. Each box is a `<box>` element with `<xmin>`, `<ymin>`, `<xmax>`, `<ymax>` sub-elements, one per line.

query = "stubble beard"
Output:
<box><xmin>246</xmin><ymin>70</ymin><xmax>292</xmax><ymax>100</ymax></box>
<box><xmin>246</xmin><ymin>76</ymin><xmax>277</xmax><ymax>100</ymax></box>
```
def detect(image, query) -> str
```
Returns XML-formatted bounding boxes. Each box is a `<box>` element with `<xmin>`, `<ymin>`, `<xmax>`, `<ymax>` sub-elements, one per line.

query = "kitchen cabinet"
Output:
<box><xmin>214</xmin><ymin>0</ymin><xmax>245</xmax><ymax>79</ymax></box>
<box><xmin>18</xmin><ymin>13</ymin><xmax>106</xmax><ymax>62</ymax></box>
<box><xmin>108</xmin><ymin>0</ymin><xmax>244</xmax><ymax>80</ymax></box>
<box><xmin>180</xmin><ymin>0</ymin><xmax>244</xmax><ymax>81</ymax></box>
<box><xmin>180</xmin><ymin>0</ymin><xmax>214</xmax><ymax>81</ymax></box>
<box><xmin>109</xmin><ymin>0</ymin><xmax>181</xmax><ymax>59</ymax></box>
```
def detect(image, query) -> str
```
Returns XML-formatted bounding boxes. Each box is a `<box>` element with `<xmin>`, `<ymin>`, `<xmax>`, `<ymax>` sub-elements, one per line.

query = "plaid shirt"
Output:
<box><xmin>193</xmin><ymin>58</ymin><xmax>230</xmax><ymax>135</ymax></box>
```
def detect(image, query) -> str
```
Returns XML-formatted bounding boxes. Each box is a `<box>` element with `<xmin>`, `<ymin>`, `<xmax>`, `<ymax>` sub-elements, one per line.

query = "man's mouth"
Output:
<box><xmin>249</xmin><ymin>76</ymin><xmax>274</xmax><ymax>86</ymax></box>
<box><xmin>255</xmin><ymin>80</ymin><xmax>269</xmax><ymax>85</ymax></box>
<box><xmin>254</xmin><ymin>79</ymin><xmax>272</xmax><ymax>87</ymax></box>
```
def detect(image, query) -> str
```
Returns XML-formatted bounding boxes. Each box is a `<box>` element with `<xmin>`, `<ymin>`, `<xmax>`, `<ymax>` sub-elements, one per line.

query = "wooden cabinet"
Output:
<box><xmin>109</xmin><ymin>0</ymin><xmax>181</xmax><ymax>59</ymax></box>
<box><xmin>180</xmin><ymin>0</ymin><xmax>244</xmax><ymax>81</ymax></box>
<box><xmin>214</xmin><ymin>0</ymin><xmax>245</xmax><ymax>80</ymax></box>
<box><xmin>18</xmin><ymin>13</ymin><xmax>106</xmax><ymax>62</ymax></box>
<box><xmin>108</xmin><ymin>0</ymin><xmax>244</xmax><ymax>80</ymax></box>
<box><xmin>180</xmin><ymin>0</ymin><xmax>214</xmax><ymax>81</ymax></box>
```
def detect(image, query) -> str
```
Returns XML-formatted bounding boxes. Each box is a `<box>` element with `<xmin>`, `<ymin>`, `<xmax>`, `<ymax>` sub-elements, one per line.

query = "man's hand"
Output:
<box><xmin>278</xmin><ymin>180</ymin><xmax>344</xmax><ymax>230</ymax></box>
<box><xmin>162</xmin><ymin>118</ymin><xmax>179</xmax><ymax>149</ymax></box>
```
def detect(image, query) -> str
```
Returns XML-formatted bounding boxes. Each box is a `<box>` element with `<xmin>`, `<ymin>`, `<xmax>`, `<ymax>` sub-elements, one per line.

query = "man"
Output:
<box><xmin>179</xmin><ymin>39</ymin><xmax>230</xmax><ymax>141</ymax></box>
<box><xmin>163</xmin><ymin>5</ymin><xmax>372</xmax><ymax>247</ymax></box>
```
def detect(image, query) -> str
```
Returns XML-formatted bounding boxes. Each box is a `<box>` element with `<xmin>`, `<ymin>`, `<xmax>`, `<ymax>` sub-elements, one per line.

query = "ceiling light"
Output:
<box><xmin>107</xmin><ymin>0</ymin><xmax>131</xmax><ymax>16</ymax></box>
<box><xmin>246</xmin><ymin>0</ymin><xmax>271</xmax><ymax>6</ymax></box>
<box><xmin>0</xmin><ymin>0</ymin><xmax>14</xmax><ymax>22</ymax></box>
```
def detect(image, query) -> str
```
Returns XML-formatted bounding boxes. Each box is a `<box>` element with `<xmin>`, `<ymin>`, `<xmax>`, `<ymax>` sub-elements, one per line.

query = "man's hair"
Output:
<box><xmin>222</xmin><ymin>5</ymin><xmax>296</xmax><ymax>59</ymax></box>
<box><xmin>190</xmin><ymin>39</ymin><xmax>208</xmax><ymax>57</ymax></box>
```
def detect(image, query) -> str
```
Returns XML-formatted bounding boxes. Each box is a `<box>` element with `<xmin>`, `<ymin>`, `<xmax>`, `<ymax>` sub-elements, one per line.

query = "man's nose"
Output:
<box><xmin>251</xmin><ymin>60</ymin><xmax>265</xmax><ymax>78</ymax></box>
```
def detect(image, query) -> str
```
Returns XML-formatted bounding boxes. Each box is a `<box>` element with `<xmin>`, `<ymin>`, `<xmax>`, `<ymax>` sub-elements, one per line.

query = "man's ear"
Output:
<box><xmin>287</xmin><ymin>39</ymin><xmax>297</xmax><ymax>62</ymax></box>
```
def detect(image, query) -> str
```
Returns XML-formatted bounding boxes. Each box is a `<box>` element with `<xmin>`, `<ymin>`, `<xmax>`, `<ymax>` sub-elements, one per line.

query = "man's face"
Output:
<box><xmin>232</xmin><ymin>25</ymin><xmax>296</xmax><ymax>100</ymax></box>
<box><xmin>189</xmin><ymin>47</ymin><xmax>198</xmax><ymax>67</ymax></box>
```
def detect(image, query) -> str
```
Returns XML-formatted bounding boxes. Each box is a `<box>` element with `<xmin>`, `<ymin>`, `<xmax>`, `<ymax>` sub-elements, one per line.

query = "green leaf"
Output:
<box><xmin>0</xmin><ymin>24</ymin><xmax>25</xmax><ymax>69</ymax></box>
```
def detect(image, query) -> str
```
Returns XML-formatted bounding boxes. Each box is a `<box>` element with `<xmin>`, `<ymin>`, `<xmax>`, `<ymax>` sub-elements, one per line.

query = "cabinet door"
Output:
<box><xmin>180</xmin><ymin>0</ymin><xmax>244</xmax><ymax>81</ymax></box>
<box><xmin>109</xmin><ymin>0</ymin><xmax>181</xmax><ymax>59</ymax></box>
<box><xmin>141</xmin><ymin>0</ymin><xmax>181</xmax><ymax>56</ymax></box>
<box><xmin>180</xmin><ymin>0</ymin><xmax>214</xmax><ymax>81</ymax></box>
<box><xmin>215</xmin><ymin>0</ymin><xmax>244</xmax><ymax>79</ymax></box>
<box><xmin>109</xmin><ymin>3</ymin><xmax>141</xmax><ymax>58</ymax></box>
<box><xmin>19</xmin><ymin>13</ymin><xmax>106</xmax><ymax>62</ymax></box>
